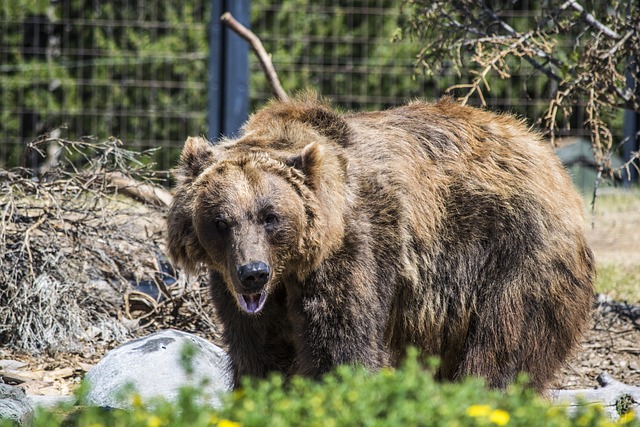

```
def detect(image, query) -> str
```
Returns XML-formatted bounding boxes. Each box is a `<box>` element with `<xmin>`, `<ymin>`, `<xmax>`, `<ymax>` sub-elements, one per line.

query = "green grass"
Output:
<box><xmin>595</xmin><ymin>264</ymin><xmax>640</xmax><ymax>303</ymax></box>
<box><xmin>584</xmin><ymin>189</ymin><xmax>640</xmax><ymax>303</ymax></box>
<box><xmin>590</xmin><ymin>189</ymin><xmax>640</xmax><ymax>214</ymax></box>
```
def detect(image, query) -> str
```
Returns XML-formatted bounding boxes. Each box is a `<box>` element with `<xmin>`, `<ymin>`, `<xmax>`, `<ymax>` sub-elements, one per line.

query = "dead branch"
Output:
<box><xmin>562</xmin><ymin>0</ymin><xmax>621</xmax><ymax>40</ymax></box>
<box><xmin>21</xmin><ymin>215</ymin><xmax>46</xmax><ymax>280</ymax></box>
<box><xmin>550</xmin><ymin>373</ymin><xmax>640</xmax><ymax>420</ymax></box>
<box><xmin>483</xmin><ymin>8</ymin><xmax>563</xmax><ymax>82</ymax></box>
<box><xmin>0</xmin><ymin>136</ymin><xmax>207</xmax><ymax>354</ymax></box>
<box><xmin>106</xmin><ymin>172</ymin><xmax>173</xmax><ymax>207</ymax></box>
<box><xmin>220</xmin><ymin>12</ymin><xmax>289</xmax><ymax>102</ymax></box>
<box><xmin>405</xmin><ymin>0</ymin><xmax>640</xmax><ymax>183</ymax></box>
<box><xmin>602</xmin><ymin>30</ymin><xmax>634</xmax><ymax>59</ymax></box>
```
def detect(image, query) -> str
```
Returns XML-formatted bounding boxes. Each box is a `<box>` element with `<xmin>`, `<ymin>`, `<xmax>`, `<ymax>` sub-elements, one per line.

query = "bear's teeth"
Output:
<box><xmin>238</xmin><ymin>291</ymin><xmax>267</xmax><ymax>314</ymax></box>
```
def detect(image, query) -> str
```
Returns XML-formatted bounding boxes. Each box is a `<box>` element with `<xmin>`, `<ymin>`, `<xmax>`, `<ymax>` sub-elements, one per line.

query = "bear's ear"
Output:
<box><xmin>176</xmin><ymin>136</ymin><xmax>216</xmax><ymax>184</ymax></box>
<box><xmin>286</xmin><ymin>142</ymin><xmax>324</xmax><ymax>187</ymax></box>
<box><xmin>298</xmin><ymin>107</ymin><xmax>350</xmax><ymax>147</ymax></box>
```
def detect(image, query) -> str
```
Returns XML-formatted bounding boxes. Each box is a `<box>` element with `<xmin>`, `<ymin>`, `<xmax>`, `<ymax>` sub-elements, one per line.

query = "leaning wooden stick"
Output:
<box><xmin>220</xmin><ymin>12</ymin><xmax>289</xmax><ymax>102</ymax></box>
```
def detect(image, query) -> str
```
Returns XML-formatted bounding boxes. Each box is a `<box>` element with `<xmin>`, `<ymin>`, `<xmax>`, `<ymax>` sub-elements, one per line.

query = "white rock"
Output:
<box><xmin>84</xmin><ymin>329</ymin><xmax>232</xmax><ymax>409</ymax></box>
<box><xmin>0</xmin><ymin>384</ymin><xmax>32</xmax><ymax>425</ymax></box>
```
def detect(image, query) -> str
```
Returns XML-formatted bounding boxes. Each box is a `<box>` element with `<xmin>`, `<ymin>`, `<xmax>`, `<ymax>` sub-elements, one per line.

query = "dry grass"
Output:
<box><xmin>0</xmin><ymin>137</ymin><xmax>218</xmax><ymax>355</ymax></box>
<box><xmin>586</xmin><ymin>189</ymin><xmax>640</xmax><ymax>303</ymax></box>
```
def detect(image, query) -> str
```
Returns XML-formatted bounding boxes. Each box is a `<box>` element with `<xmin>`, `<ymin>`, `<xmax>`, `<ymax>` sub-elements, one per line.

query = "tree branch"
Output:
<box><xmin>483</xmin><ymin>8</ymin><xmax>563</xmax><ymax>81</ymax></box>
<box><xmin>105</xmin><ymin>172</ymin><xmax>173</xmax><ymax>207</ymax></box>
<box><xmin>562</xmin><ymin>0</ymin><xmax>621</xmax><ymax>39</ymax></box>
<box><xmin>550</xmin><ymin>372</ymin><xmax>640</xmax><ymax>419</ymax></box>
<box><xmin>220</xmin><ymin>12</ymin><xmax>289</xmax><ymax>102</ymax></box>
<box><xmin>602</xmin><ymin>30</ymin><xmax>634</xmax><ymax>59</ymax></box>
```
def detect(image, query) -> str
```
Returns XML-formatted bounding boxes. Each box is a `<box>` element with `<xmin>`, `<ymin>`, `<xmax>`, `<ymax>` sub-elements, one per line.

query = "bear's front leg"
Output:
<box><xmin>286</xmin><ymin>261</ymin><xmax>392</xmax><ymax>378</ymax></box>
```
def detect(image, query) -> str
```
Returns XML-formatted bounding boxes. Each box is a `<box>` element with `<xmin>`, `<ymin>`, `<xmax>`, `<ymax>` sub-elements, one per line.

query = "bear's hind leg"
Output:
<box><xmin>455</xmin><ymin>288</ymin><xmax>585</xmax><ymax>392</ymax></box>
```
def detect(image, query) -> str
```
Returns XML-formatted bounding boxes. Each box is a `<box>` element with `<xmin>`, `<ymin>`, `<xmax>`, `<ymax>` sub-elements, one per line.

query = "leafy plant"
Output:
<box><xmin>17</xmin><ymin>349</ymin><xmax>639</xmax><ymax>427</ymax></box>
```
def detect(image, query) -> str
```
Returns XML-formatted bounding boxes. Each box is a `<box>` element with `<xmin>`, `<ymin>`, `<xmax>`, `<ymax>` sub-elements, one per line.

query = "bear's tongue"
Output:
<box><xmin>238</xmin><ymin>291</ymin><xmax>267</xmax><ymax>314</ymax></box>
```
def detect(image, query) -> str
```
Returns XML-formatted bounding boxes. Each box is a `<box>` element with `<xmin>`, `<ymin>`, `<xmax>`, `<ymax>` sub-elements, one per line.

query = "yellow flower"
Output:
<box><xmin>619</xmin><ymin>412</ymin><xmax>635</xmax><ymax>424</ymax></box>
<box><xmin>466</xmin><ymin>404</ymin><xmax>492</xmax><ymax>417</ymax></box>
<box><xmin>381</xmin><ymin>367</ymin><xmax>394</xmax><ymax>377</ymax></box>
<box><xmin>489</xmin><ymin>409</ymin><xmax>510</xmax><ymax>426</ymax></box>
<box><xmin>131</xmin><ymin>393</ymin><xmax>143</xmax><ymax>408</ymax></box>
<box><xmin>218</xmin><ymin>420</ymin><xmax>242</xmax><ymax>427</ymax></box>
<box><xmin>577</xmin><ymin>414</ymin><xmax>591</xmax><ymax>427</ymax></box>
<box><xmin>147</xmin><ymin>415</ymin><xmax>162</xmax><ymax>427</ymax></box>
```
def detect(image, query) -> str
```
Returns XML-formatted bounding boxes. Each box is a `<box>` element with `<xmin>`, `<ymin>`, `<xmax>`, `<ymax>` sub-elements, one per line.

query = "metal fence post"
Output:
<box><xmin>208</xmin><ymin>0</ymin><xmax>224</xmax><ymax>142</ymax></box>
<box><xmin>208</xmin><ymin>0</ymin><xmax>249</xmax><ymax>143</ymax></box>
<box><xmin>222</xmin><ymin>0</ymin><xmax>250</xmax><ymax>138</ymax></box>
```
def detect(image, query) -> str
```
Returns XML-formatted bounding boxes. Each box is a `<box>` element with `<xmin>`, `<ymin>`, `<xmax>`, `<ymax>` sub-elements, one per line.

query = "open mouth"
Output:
<box><xmin>237</xmin><ymin>290</ymin><xmax>267</xmax><ymax>314</ymax></box>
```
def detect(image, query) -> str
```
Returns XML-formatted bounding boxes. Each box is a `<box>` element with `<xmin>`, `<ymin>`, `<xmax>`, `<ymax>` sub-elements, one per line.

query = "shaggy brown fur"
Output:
<box><xmin>167</xmin><ymin>93</ymin><xmax>595</xmax><ymax>391</ymax></box>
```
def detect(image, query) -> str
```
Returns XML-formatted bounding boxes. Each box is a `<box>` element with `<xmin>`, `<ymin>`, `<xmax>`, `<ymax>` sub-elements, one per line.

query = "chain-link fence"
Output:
<box><xmin>0</xmin><ymin>1</ymin><xmax>606</xmax><ymax>171</ymax></box>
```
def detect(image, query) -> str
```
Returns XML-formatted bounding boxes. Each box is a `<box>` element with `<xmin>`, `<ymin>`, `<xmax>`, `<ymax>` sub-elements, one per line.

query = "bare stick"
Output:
<box><xmin>21</xmin><ymin>215</ymin><xmax>46</xmax><ymax>280</ymax></box>
<box><xmin>561</xmin><ymin>0</ymin><xmax>621</xmax><ymax>39</ymax></box>
<box><xmin>105</xmin><ymin>172</ymin><xmax>173</xmax><ymax>207</ymax></box>
<box><xmin>220</xmin><ymin>12</ymin><xmax>289</xmax><ymax>102</ymax></box>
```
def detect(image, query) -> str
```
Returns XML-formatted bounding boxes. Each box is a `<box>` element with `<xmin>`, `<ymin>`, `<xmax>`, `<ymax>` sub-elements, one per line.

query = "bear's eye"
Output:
<box><xmin>214</xmin><ymin>218</ymin><xmax>229</xmax><ymax>231</ymax></box>
<box><xmin>264</xmin><ymin>213</ymin><xmax>279</xmax><ymax>226</ymax></box>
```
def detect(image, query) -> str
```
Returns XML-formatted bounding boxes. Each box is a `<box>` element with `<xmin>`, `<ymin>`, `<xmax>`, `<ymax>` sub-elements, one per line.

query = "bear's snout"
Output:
<box><xmin>234</xmin><ymin>261</ymin><xmax>271</xmax><ymax>314</ymax></box>
<box><xmin>237</xmin><ymin>261</ymin><xmax>271</xmax><ymax>293</ymax></box>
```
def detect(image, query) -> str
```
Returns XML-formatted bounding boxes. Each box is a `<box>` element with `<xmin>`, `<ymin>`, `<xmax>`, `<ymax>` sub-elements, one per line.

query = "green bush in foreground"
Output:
<box><xmin>23</xmin><ymin>349</ymin><xmax>638</xmax><ymax>427</ymax></box>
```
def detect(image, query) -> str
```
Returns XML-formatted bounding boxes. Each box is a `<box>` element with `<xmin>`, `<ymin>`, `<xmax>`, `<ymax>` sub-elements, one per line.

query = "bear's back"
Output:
<box><xmin>341</xmin><ymin>99</ymin><xmax>585</xmax><ymax>251</ymax></box>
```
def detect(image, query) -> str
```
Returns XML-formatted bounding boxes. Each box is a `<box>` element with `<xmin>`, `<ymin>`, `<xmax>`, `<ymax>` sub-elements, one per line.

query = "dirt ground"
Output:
<box><xmin>557</xmin><ymin>190</ymin><xmax>640</xmax><ymax>389</ymax></box>
<box><xmin>1</xmin><ymin>191</ymin><xmax>639</xmax><ymax>397</ymax></box>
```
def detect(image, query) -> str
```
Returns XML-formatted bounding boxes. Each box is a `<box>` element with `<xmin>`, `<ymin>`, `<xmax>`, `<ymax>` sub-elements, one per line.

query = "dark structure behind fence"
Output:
<box><xmin>208</xmin><ymin>0</ymin><xmax>249</xmax><ymax>141</ymax></box>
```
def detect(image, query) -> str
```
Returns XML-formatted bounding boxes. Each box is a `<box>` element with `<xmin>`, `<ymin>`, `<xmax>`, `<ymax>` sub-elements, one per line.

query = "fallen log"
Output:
<box><xmin>550</xmin><ymin>372</ymin><xmax>640</xmax><ymax>420</ymax></box>
<box><xmin>106</xmin><ymin>172</ymin><xmax>173</xmax><ymax>207</ymax></box>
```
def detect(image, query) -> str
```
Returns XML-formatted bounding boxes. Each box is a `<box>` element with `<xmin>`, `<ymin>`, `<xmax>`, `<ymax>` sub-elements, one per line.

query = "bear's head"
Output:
<box><xmin>167</xmin><ymin>98</ymin><xmax>348</xmax><ymax>314</ymax></box>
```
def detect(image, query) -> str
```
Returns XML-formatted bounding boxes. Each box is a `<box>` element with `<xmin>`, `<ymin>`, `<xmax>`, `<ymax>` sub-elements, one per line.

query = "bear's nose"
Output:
<box><xmin>237</xmin><ymin>261</ymin><xmax>271</xmax><ymax>291</ymax></box>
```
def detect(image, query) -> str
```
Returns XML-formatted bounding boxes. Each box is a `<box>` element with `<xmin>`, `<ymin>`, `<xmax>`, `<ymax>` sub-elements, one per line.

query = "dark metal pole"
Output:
<box><xmin>222</xmin><ymin>0</ymin><xmax>250</xmax><ymax>137</ymax></box>
<box><xmin>208</xmin><ymin>0</ymin><xmax>249</xmax><ymax>143</ymax></box>
<box><xmin>208</xmin><ymin>0</ymin><xmax>224</xmax><ymax>142</ymax></box>
<box><xmin>622</xmin><ymin>108</ymin><xmax>639</xmax><ymax>186</ymax></box>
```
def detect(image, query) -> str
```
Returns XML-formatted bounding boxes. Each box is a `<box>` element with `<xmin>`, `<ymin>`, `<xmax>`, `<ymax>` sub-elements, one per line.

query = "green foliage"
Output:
<box><xmin>616</xmin><ymin>395</ymin><xmax>635</xmax><ymax>417</ymax></box>
<box><xmin>249</xmin><ymin>1</ymin><xmax>426</xmax><ymax>111</ymax></box>
<box><xmin>2</xmin><ymin>1</ymin><xmax>428</xmax><ymax>169</ymax></box>
<box><xmin>180</xmin><ymin>341</ymin><xmax>198</xmax><ymax>377</ymax></box>
<box><xmin>0</xmin><ymin>0</ymin><xmax>209</xmax><ymax>168</ymax></box>
<box><xmin>17</xmin><ymin>349</ymin><xmax>639</xmax><ymax>427</ymax></box>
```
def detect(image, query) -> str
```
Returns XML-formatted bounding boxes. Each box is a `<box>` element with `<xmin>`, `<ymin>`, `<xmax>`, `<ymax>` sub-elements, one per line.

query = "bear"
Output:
<box><xmin>166</xmin><ymin>92</ymin><xmax>595</xmax><ymax>392</ymax></box>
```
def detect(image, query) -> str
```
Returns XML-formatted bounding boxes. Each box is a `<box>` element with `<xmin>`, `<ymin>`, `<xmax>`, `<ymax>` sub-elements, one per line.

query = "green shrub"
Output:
<box><xmin>19</xmin><ymin>349</ymin><xmax>639</xmax><ymax>427</ymax></box>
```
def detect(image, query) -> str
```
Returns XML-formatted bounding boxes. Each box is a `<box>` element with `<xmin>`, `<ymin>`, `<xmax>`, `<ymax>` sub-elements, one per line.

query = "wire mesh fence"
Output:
<box><xmin>0</xmin><ymin>0</ymin><xmax>604</xmax><ymax>171</ymax></box>
<box><xmin>0</xmin><ymin>1</ymin><xmax>210</xmax><ymax>170</ymax></box>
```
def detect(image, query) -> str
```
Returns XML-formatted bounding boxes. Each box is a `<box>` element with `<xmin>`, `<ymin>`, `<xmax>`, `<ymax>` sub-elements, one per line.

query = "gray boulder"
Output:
<box><xmin>0</xmin><ymin>383</ymin><xmax>33</xmax><ymax>425</ymax></box>
<box><xmin>84</xmin><ymin>329</ymin><xmax>232</xmax><ymax>409</ymax></box>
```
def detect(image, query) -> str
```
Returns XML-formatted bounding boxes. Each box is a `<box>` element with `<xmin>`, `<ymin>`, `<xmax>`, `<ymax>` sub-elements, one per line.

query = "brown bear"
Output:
<box><xmin>167</xmin><ymin>93</ymin><xmax>595</xmax><ymax>391</ymax></box>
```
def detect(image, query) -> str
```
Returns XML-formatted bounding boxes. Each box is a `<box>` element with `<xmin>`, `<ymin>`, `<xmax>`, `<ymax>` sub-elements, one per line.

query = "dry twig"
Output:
<box><xmin>221</xmin><ymin>12</ymin><xmax>289</xmax><ymax>102</ymax></box>
<box><xmin>404</xmin><ymin>0</ymin><xmax>640</xmax><ymax>182</ymax></box>
<box><xmin>0</xmin><ymin>136</ymin><xmax>217</xmax><ymax>354</ymax></box>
